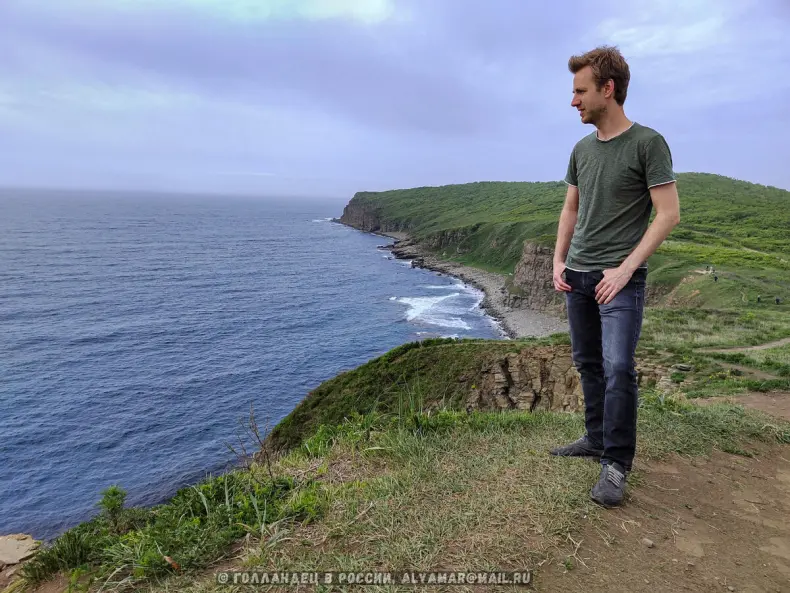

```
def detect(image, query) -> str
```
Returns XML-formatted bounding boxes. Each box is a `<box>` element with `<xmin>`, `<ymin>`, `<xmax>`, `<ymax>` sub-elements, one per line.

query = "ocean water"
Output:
<box><xmin>0</xmin><ymin>190</ymin><xmax>504</xmax><ymax>540</ymax></box>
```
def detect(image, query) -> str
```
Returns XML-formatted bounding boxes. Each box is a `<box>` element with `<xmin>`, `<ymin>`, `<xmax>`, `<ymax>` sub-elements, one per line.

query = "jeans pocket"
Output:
<box><xmin>630</xmin><ymin>268</ymin><xmax>647</xmax><ymax>286</ymax></box>
<box><xmin>563</xmin><ymin>268</ymin><xmax>576</xmax><ymax>288</ymax></box>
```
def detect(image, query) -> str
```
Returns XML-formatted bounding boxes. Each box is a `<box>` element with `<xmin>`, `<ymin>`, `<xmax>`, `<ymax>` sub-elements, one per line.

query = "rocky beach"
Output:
<box><xmin>371</xmin><ymin>231</ymin><xmax>569</xmax><ymax>340</ymax></box>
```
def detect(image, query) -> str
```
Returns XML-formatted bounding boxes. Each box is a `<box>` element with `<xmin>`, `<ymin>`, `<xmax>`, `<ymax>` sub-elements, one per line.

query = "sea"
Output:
<box><xmin>0</xmin><ymin>190</ymin><xmax>504</xmax><ymax>540</ymax></box>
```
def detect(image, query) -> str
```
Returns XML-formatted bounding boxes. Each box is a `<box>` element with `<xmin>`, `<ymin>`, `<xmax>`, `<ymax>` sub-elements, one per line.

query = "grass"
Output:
<box><xmin>706</xmin><ymin>344</ymin><xmax>790</xmax><ymax>378</ymax></box>
<box><xmin>638</xmin><ymin>308</ymin><xmax>790</xmax><ymax>353</ymax></box>
<box><xmin>19</xmin><ymin>467</ymin><xmax>327</xmax><ymax>591</ymax></box>
<box><xmin>107</xmin><ymin>391</ymin><xmax>790</xmax><ymax>593</ymax></box>
<box><xmin>15</xmin><ymin>348</ymin><xmax>790</xmax><ymax>592</ymax></box>
<box><xmin>265</xmin><ymin>334</ymin><xmax>572</xmax><ymax>453</ymax></box>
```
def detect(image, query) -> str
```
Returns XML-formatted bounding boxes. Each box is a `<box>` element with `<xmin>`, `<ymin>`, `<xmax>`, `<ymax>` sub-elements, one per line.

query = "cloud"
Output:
<box><xmin>587</xmin><ymin>0</ymin><xmax>790</xmax><ymax>111</ymax></box>
<box><xmin>22</xmin><ymin>0</ymin><xmax>400</xmax><ymax>25</ymax></box>
<box><xmin>0</xmin><ymin>0</ymin><xmax>788</xmax><ymax>193</ymax></box>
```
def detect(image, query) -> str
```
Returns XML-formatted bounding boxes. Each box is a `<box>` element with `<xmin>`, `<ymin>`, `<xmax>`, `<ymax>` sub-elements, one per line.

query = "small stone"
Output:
<box><xmin>672</xmin><ymin>363</ymin><xmax>694</xmax><ymax>372</ymax></box>
<box><xmin>687</xmin><ymin>561</ymin><xmax>695</xmax><ymax>567</ymax></box>
<box><xmin>641</xmin><ymin>538</ymin><xmax>654</xmax><ymax>548</ymax></box>
<box><xmin>728</xmin><ymin>587</ymin><xmax>735</xmax><ymax>592</ymax></box>
<box><xmin>0</xmin><ymin>534</ymin><xmax>39</xmax><ymax>566</ymax></box>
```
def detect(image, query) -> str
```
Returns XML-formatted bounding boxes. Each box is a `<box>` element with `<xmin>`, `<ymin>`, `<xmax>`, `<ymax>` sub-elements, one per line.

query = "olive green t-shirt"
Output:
<box><xmin>563</xmin><ymin>122</ymin><xmax>676</xmax><ymax>271</ymax></box>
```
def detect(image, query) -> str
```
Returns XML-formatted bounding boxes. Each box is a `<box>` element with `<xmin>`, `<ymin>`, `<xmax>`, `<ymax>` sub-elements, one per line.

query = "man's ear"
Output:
<box><xmin>604</xmin><ymin>79</ymin><xmax>615</xmax><ymax>99</ymax></box>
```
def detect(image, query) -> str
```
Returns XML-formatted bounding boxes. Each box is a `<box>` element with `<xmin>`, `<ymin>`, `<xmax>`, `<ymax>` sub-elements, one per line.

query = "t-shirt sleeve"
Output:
<box><xmin>645</xmin><ymin>134</ymin><xmax>676</xmax><ymax>188</ymax></box>
<box><xmin>564</xmin><ymin>148</ymin><xmax>578</xmax><ymax>187</ymax></box>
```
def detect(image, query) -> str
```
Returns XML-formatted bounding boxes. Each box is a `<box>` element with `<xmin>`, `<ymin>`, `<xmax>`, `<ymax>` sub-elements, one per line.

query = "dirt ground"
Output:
<box><xmin>537</xmin><ymin>393</ymin><xmax>790</xmax><ymax>593</ymax></box>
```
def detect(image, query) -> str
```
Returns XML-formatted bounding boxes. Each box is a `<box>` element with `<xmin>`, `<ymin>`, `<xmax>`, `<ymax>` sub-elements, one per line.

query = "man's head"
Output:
<box><xmin>568</xmin><ymin>46</ymin><xmax>630</xmax><ymax>125</ymax></box>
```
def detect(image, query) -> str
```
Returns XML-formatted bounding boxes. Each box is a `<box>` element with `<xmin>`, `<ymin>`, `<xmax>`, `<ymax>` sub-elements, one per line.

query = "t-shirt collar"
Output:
<box><xmin>596</xmin><ymin>121</ymin><xmax>636</xmax><ymax>142</ymax></box>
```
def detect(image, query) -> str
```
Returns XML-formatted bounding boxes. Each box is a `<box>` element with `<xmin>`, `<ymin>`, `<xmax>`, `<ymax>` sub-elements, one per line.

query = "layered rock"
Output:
<box><xmin>505</xmin><ymin>242</ymin><xmax>567</xmax><ymax>317</ymax></box>
<box><xmin>463</xmin><ymin>345</ymin><xmax>672</xmax><ymax>414</ymax></box>
<box><xmin>466</xmin><ymin>345</ymin><xmax>583</xmax><ymax>412</ymax></box>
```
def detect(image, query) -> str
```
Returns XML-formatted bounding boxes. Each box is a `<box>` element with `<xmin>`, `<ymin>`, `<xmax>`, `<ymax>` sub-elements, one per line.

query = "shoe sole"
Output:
<box><xmin>590</xmin><ymin>494</ymin><xmax>622</xmax><ymax>508</ymax></box>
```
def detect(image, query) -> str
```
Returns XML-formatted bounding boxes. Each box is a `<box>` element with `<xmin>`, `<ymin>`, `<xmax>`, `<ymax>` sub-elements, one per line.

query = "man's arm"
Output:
<box><xmin>619</xmin><ymin>181</ymin><xmax>681</xmax><ymax>274</ymax></box>
<box><xmin>553</xmin><ymin>184</ymin><xmax>579</xmax><ymax>291</ymax></box>
<box><xmin>554</xmin><ymin>184</ymin><xmax>579</xmax><ymax>264</ymax></box>
<box><xmin>594</xmin><ymin>181</ymin><xmax>680</xmax><ymax>304</ymax></box>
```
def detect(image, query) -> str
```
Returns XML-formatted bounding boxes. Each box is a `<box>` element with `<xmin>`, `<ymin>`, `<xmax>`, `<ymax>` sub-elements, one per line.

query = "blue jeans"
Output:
<box><xmin>564</xmin><ymin>267</ymin><xmax>646</xmax><ymax>471</ymax></box>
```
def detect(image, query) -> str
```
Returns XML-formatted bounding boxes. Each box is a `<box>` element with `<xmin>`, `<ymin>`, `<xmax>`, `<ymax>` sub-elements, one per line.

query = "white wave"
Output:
<box><xmin>310</xmin><ymin>217</ymin><xmax>334</xmax><ymax>222</ymax></box>
<box><xmin>424</xmin><ymin>282</ymin><xmax>467</xmax><ymax>290</ymax></box>
<box><xmin>393</xmin><ymin>293</ymin><xmax>471</xmax><ymax>330</ymax></box>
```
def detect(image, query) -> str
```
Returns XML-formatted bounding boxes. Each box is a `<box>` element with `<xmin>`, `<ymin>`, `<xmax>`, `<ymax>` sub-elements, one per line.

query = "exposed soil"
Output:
<box><xmin>537</xmin><ymin>443</ymin><xmax>790</xmax><ymax>593</ymax></box>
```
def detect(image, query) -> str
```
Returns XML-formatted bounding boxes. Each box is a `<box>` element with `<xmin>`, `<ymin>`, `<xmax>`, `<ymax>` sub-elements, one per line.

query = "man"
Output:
<box><xmin>549</xmin><ymin>46</ymin><xmax>681</xmax><ymax>507</ymax></box>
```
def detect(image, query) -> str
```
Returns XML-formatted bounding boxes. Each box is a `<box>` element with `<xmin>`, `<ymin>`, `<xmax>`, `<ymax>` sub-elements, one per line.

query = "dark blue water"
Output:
<box><xmin>0</xmin><ymin>190</ymin><xmax>504</xmax><ymax>540</ymax></box>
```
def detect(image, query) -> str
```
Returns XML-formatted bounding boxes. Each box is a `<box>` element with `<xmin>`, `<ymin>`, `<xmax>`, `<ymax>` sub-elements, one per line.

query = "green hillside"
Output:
<box><xmin>347</xmin><ymin>173</ymin><xmax>790</xmax><ymax>305</ymax></box>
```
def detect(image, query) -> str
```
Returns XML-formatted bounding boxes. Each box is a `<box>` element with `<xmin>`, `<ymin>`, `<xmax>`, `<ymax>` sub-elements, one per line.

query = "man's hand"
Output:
<box><xmin>595</xmin><ymin>265</ymin><xmax>634</xmax><ymax>304</ymax></box>
<box><xmin>553</xmin><ymin>261</ymin><xmax>572</xmax><ymax>292</ymax></box>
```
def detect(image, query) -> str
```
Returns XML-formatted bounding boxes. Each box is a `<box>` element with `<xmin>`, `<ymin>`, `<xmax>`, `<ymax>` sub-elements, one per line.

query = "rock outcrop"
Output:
<box><xmin>466</xmin><ymin>345</ymin><xmax>583</xmax><ymax>412</ymax></box>
<box><xmin>338</xmin><ymin>195</ymin><xmax>409</xmax><ymax>236</ymax></box>
<box><xmin>463</xmin><ymin>345</ymin><xmax>672</xmax><ymax>413</ymax></box>
<box><xmin>338</xmin><ymin>199</ymin><xmax>382</xmax><ymax>233</ymax></box>
<box><xmin>505</xmin><ymin>242</ymin><xmax>567</xmax><ymax>317</ymax></box>
<box><xmin>0</xmin><ymin>534</ymin><xmax>39</xmax><ymax>588</ymax></box>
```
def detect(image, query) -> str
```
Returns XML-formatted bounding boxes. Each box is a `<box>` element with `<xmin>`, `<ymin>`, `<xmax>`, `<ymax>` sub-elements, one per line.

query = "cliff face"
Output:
<box><xmin>465</xmin><ymin>345</ymin><xmax>583</xmax><ymax>413</ymax></box>
<box><xmin>338</xmin><ymin>197</ymin><xmax>382</xmax><ymax>232</ymax></box>
<box><xmin>461</xmin><ymin>344</ymin><xmax>671</xmax><ymax>414</ymax></box>
<box><xmin>504</xmin><ymin>241</ymin><xmax>670</xmax><ymax>313</ymax></box>
<box><xmin>505</xmin><ymin>242</ymin><xmax>567</xmax><ymax>318</ymax></box>
<box><xmin>338</xmin><ymin>196</ymin><xmax>412</xmax><ymax>235</ymax></box>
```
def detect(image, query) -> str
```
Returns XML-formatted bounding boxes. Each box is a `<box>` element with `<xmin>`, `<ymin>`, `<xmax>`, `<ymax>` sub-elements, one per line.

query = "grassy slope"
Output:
<box><xmin>26</xmin><ymin>397</ymin><xmax>789</xmax><ymax>592</ymax></box>
<box><xmin>349</xmin><ymin>173</ymin><xmax>790</xmax><ymax>301</ymax></box>
<box><xmin>267</xmin><ymin>335</ymin><xmax>570</xmax><ymax>454</ymax></box>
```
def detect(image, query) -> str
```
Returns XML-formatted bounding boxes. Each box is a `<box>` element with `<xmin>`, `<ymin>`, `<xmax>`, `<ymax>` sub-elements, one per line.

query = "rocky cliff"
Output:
<box><xmin>465</xmin><ymin>345</ymin><xmax>583</xmax><ymax>412</ymax></box>
<box><xmin>505</xmin><ymin>242</ymin><xmax>567</xmax><ymax>318</ymax></box>
<box><xmin>461</xmin><ymin>344</ymin><xmax>671</xmax><ymax>414</ymax></box>
<box><xmin>338</xmin><ymin>195</ymin><xmax>411</xmax><ymax>235</ymax></box>
<box><xmin>338</xmin><ymin>198</ymin><xmax>382</xmax><ymax>233</ymax></box>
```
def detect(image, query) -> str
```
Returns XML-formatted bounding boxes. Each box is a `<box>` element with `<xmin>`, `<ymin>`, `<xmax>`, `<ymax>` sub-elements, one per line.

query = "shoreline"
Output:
<box><xmin>366</xmin><ymin>229</ymin><xmax>569</xmax><ymax>340</ymax></box>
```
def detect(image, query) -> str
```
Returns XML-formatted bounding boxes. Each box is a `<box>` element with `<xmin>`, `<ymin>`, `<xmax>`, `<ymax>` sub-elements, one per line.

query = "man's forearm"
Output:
<box><xmin>554</xmin><ymin>208</ymin><xmax>577</xmax><ymax>264</ymax></box>
<box><xmin>620</xmin><ymin>212</ymin><xmax>679</xmax><ymax>273</ymax></box>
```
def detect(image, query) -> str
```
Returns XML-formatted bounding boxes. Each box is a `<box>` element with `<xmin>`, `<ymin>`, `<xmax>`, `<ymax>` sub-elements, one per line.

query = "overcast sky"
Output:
<box><xmin>1</xmin><ymin>0</ymin><xmax>788</xmax><ymax>198</ymax></box>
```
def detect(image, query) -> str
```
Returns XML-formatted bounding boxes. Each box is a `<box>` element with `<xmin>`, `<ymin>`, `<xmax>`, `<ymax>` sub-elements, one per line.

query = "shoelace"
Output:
<box><xmin>605</xmin><ymin>466</ymin><xmax>625</xmax><ymax>487</ymax></box>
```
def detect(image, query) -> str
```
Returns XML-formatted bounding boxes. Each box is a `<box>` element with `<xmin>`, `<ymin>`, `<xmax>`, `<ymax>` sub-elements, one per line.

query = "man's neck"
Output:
<box><xmin>595</xmin><ymin>109</ymin><xmax>633</xmax><ymax>141</ymax></box>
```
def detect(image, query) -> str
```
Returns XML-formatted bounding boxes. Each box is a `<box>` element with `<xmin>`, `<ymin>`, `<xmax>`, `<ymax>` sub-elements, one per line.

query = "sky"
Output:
<box><xmin>1</xmin><ymin>0</ymin><xmax>789</xmax><ymax>198</ymax></box>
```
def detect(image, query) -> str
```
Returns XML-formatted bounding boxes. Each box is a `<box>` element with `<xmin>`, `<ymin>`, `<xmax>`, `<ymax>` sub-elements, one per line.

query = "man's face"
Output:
<box><xmin>571</xmin><ymin>66</ymin><xmax>608</xmax><ymax>125</ymax></box>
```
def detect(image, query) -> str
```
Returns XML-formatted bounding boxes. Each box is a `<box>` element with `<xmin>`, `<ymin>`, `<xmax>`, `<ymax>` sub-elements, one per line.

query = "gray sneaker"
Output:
<box><xmin>590</xmin><ymin>461</ymin><xmax>628</xmax><ymax>507</ymax></box>
<box><xmin>549</xmin><ymin>435</ymin><xmax>603</xmax><ymax>458</ymax></box>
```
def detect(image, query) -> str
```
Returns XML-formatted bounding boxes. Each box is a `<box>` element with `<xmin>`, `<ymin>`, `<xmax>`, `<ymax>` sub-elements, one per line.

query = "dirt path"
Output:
<box><xmin>698</xmin><ymin>337</ymin><xmax>790</xmax><ymax>354</ymax></box>
<box><xmin>714</xmin><ymin>361</ymin><xmax>781</xmax><ymax>381</ymax></box>
<box><xmin>538</xmin><ymin>443</ymin><xmax>790</xmax><ymax>593</ymax></box>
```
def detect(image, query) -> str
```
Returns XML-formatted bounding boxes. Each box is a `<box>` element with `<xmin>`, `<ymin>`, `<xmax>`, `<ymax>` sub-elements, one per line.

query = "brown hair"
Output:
<box><xmin>568</xmin><ymin>45</ymin><xmax>630</xmax><ymax>105</ymax></box>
